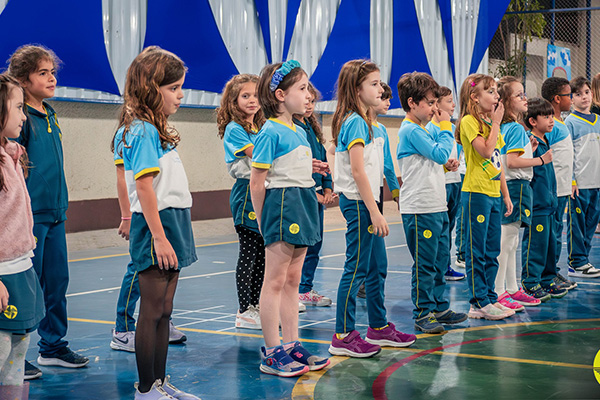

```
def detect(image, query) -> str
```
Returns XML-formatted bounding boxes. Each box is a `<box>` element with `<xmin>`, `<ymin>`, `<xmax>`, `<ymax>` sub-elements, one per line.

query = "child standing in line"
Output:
<box><xmin>495</xmin><ymin>76</ymin><xmax>546</xmax><ymax>307</ymax></box>
<box><xmin>425</xmin><ymin>86</ymin><xmax>466</xmax><ymax>282</ymax></box>
<box><xmin>541</xmin><ymin>77</ymin><xmax>578</xmax><ymax>289</ymax></box>
<box><xmin>0</xmin><ymin>74</ymin><xmax>44</xmax><ymax>399</ymax></box>
<box><xmin>8</xmin><ymin>45</ymin><xmax>88</xmax><ymax>379</ymax></box>
<box><xmin>564</xmin><ymin>77</ymin><xmax>600</xmax><ymax>278</ymax></box>
<box><xmin>521</xmin><ymin>98</ymin><xmax>568</xmax><ymax>299</ymax></box>
<box><xmin>293</xmin><ymin>83</ymin><xmax>335</xmax><ymax>308</ymax></box>
<box><xmin>328</xmin><ymin>60</ymin><xmax>416</xmax><ymax>357</ymax></box>
<box><xmin>591</xmin><ymin>73</ymin><xmax>600</xmax><ymax>115</ymax></box>
<box><xmin>217</xmin><ymin>74</ymin><xmax>267</xmax><ymax>329</ymax></box>
<box><xmin>112</xmin><ymin>46</ymin><xmax>199</xmax><ymax>399</ymax></box>
<box><xmin>250</xmin><ymin>60</ymin><xmax>330</xmax><ymax>377</ymax></box>
<box><xmin>455</xmin><ymin>74</ymin><xmax>514</xmax><ymax>321</ymax></box>
<box><xmin>397</xmin><ymin>73</ymin><xmax>467</xmax><ymax>334</ymax></box>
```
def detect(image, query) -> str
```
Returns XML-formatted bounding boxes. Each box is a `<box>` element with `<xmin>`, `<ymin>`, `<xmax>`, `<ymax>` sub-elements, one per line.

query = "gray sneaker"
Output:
<box><xmin>110</xmin><ymin>329</ymin><xmax>135</xmax><ymax>352</ymax></box>
<box><xmin>24</xmin><ymin>360</ymin><xmax>42</xmax><ymax>380</ymax></box>
<box><xmin>169</xmin><ymin>321</ymin><xmax>187</xmax><ymax>344</ymax></box>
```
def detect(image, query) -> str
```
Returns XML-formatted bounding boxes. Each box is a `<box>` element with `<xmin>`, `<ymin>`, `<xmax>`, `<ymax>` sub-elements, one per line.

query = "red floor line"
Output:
<box><xmin>372</xmin><ymin>326</ymin><xmax>600</xmax><ymax>400</ymax></box>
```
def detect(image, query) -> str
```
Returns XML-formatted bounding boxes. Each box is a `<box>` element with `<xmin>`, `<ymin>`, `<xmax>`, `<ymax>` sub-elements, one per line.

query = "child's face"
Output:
<box><xmin>411</xmin><ymin>90</ymin><xmax>437</xmax><ymax>124</ymax></box>
<box><xmin>2</xmin><ymin>86</ymin><xmax>27</xmax><ymax>139</ymax></box>
<box><xmin>358</xmin><ymin>71</ymin><xmax>383</xmax><ymax>109</ymax></box>
<box><xmin>437</xmin><ymin>94</ymin><xmax>455</xmax><ymax>116</ymax></box>
<box><xmin>557</xmin><ymin>84</ymin><xmax>572</xmax><ymax>112</ymax></box>
<box><xmin>303</xmin><ymin>92</ymin><xmax>315</xmax><ymax>118</ymax></box>
<box><xmin>159</xmin><ymin>75</ymin><xmax>185</xmax><ymax>117</ymax></box>
<box><xmin>236</xmin><ymin>82</ymin><xmax>259</xmax><ymax>119</ymax></box>
<box><xmin>474</xmin><ymin>83</ymin><xmax>499</xmax><ymax>113</ymax></box>
<box><xmin>281</xmin><ymin>73</ymin><xmax>310</xmax><ymax>116</ymax></box>
<box><xmin>373</xmin><ymin>97</ymin><xmax>390</xmax><ymax>115</ymax></box>
<box><xmin>23</xmin><ymin>59</ymin><xmax>56</xmax><ymax>102</ymax></box>
<box><xmin>509</xmin><ymin>82</ymin><xmax>528</xmax><ymax>114</ymax></box>
<box><xmin>571</xmin><ymin>84</ymin><xmax>592</xmax><ymax>112</ymax></box>
<box><xmin>532</xmin><ymin>114</ymin><xmax>554</xmax><ymax>134</ymax></box>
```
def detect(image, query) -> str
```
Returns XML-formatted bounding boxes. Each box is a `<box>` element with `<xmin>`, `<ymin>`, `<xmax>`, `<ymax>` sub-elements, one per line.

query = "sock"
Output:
<box><xmin>282</xmin><ymin>341</ymin><xmax>297</xmax><ymax>351</ymax></box>
<box><xmin>373</xmin><ymin>324</ymin><xmax>389</xmax><ymax>331</ymax></box>
<box><xmin>265</xmin><ymin>345</ymin><xmax>279</xmax><ymax>356</ymax></box>
<box><xmin>336</xmin><ymin>333</ymin><xmax>349</xmax><ymax>340</ymax></box>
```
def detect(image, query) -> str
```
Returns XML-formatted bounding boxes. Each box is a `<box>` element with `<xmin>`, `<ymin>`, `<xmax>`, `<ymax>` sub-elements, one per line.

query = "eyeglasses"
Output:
<box><xmin>514</xmin><ymin>92</ymin><xmax>527</xmax><ymax>100</ymax></box>
<box><xmin>557</xmin><ymin>93</ymin><xmax>572</xmax><ymax>98</ymax></box>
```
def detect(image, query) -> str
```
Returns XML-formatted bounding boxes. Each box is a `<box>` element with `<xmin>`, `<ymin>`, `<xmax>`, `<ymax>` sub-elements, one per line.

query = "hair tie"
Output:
<box><xmin>471</xmin><ymin>81</ymin><xmax>476</xmax><ymax>87</ymax></box>
<box><xmin>270</xmin><ymin>60</ymin><xmax>301</xmax><ymax>92</ymax></box>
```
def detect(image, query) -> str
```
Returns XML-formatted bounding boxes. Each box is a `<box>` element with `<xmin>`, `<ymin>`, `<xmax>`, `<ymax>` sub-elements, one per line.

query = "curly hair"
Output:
<box><xmin>216</xmin><ymin>74</ymin><xmax>265</xmax><ymax>138</ymax></box>
<box><xmin>7</xmin><ymin>44</ymin><xmax>61</xmax><ymax>90</ymax></box>
<box><xmin>111</xmin><ymin>46</ymin><xmax>187</xmax><ymax>155</ymax></box>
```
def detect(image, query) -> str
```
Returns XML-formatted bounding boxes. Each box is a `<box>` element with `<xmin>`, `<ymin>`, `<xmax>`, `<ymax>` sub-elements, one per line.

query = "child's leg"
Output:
<box><xmin>335</xmin><ymin>196</ymin><xmax>372</xmax><ymax>334</ymax></box>
<box><xmin>445</xmin><ymin>183</ymin><xmax>461</xmax><ymax>267</ymax></box>
<box><xmin>0</xmin><ymin>334</ymin><xmax>30</xmax><ymax>386</ymax></box>
<box><xmin>250</xmin><ymin>235</ymin><xmax>266</xmax><ymax>308</ymax></box>
<box><xmin>484</xmin><ymin>198</ymin><xmax>502</xmax><ymax>304</ymax></box>
<box><xmin>115</xmin><ymin>260</ymin><xmax>139</xmax><ymax>332</ymax></box>
<box><xmin>260</xmin><ymin>242</ymin><xmax>295</xmax><ymax>347</ymax></box>
<box><xmin>496</xmin><ymin>222</ymin><xmax>520</xmax><ymax>295</ymax></box>
<box><xmin>433</xmin><ymin>214</ymin><xmax>451</xmax><ymax>312</ymax></box>
<box><xmin>540</xmin><ymin>214</ymin><xmax>558</xmax><ymax>287</ymax></box>
<box><xmin>299</xmin><ymin>202</ymin><xmax>324</xmax><ymax>294</ymax></box>
<box><xmin>582</xmin><ymin>189</ymin><xmax>600</xmax><ymax>260</ymax></box>
<box><xmin>235</xmin><ymin>226</ymin><xmax>263</xmax><ymax>312</ymax></box>
<box><xmin>281</xmin><ymin>246</ymin><xmax>308</xmax><ymax>343</ymax></box>
<box><xmin>364</xmin><ymin>235</ymin><xmax>387</xmax><ymax>328</ymax></box>
<box><xmin>135</xmin><ymin>266</ymin><xmax>179</xmax><ymax>393</ymax></box>
<box><xmin>567</xmin><ymin>194</ymin><xmax>589</xmax><ymax>268</ymax></box>
<box><xmin>554</xmin><ymin>196</ymin><xmax>568</xmax><ymax>268</ymax></box>
<box><xmin>522</xmin><ymin>215</ymin><xmax>548</xmax><ymax>289</ymax></box>
<box><xmin>455</xmin><ymin>176</ymin><xmax>466</xmax><ymax>261</ymax></box>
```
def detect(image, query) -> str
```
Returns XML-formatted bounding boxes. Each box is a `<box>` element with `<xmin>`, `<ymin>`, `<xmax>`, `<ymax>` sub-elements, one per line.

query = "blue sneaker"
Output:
<box><xmin>260</xmin><ymin>346</ymin><xmax>308</xmax><ymax>377</ymax></box>
<box><xmin>434</xmin><ymin>309</ymin><xmax>468</xmax><ymax>324</ymax></box>
<box><xmin>285</xmin><ymin>341</ymin><xmax>330</xmax><ymax>371</ymax></box>
<box><xmin>523</xmin><ymin>284</ymin><xmax>551</xmax><ymax>302</ymax></box>
<box><xmin>414</xmin><ymin>313</ymin><xmax>444</xmax><ymax>334</ymax></box>
<box><xmin>542</xmin><ymin>281</ymin><xmax>568</xmax><ymax>299</ymax></box>
<box><xmin>445</xmin><ymin>266</ymin><xmax>465</xmax><ymax>281</ymax></box>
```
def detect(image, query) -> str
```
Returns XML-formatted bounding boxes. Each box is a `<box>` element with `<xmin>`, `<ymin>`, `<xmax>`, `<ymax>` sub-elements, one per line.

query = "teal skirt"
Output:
<box><xmin>0</xmin><ymin>267</ymin><xmax>45</xmax><ymax>333</ymax></box>
<box><xmin>230</xmin><ymin>178</ymin><xmax>260</xmax><ymax>233</ymax></box>
<box><xmin>502</xmin><ymin>179</ymin><xmax>533</xmax><ymax>226</ymax></box>
<box><xmin>260</xmin><ymin>187</ymin><xmax>320</xmax><ymax>247</ymax></box>
<box><xmin>130</xmin><ymin>208</ymin><xmax>198</xmax><ymax>272</ymax></box>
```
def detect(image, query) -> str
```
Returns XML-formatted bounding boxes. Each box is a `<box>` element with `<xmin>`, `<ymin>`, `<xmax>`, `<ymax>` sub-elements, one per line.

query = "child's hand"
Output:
<box><xmin>492</xmin><ymin>101</ymin><xmax>504</xmax><ymax>125</ymax></box>
<box><xmin>322</xmin><ymin>190</ymin><xmax>334</xmax><ymax>205</ymax></box>
<box><xmin>572</xmin><ymin>184</ymin><xmax>579</xmax><ymax>198</ymax></box>
<box><xmin>0</xmin><ymin>281</ymin><xmax>9</xmax><ymax>313</ymax></box>
<box><xmin>370</xmin><ymin>211</ymin><xmax>389</xmax><ymax>237</ymax></box>
<box><xmin>316</xmin><ymin>193</ymin><xmax>325</xmax><ymax>204</ymax></box>
<box><xmin>530</xmin><ymin>136</ymin><xmax>539</xmax><ymax>153</ymax></box>
<box><xmin>540</xmin><ymin>149</ymin><xmax>553</xmax><ymax>165</ymax></box>
<box><xmin>503</xmin><ymin>197</ymin><xmax>513</xmax><ymax>217</ymax></box>
<box><xmin>154</xmin><ymin>236</ymin><xmax>178</xmax><ymax>270</ymax></box>
<box><xmin>118</xmin><ymin>220</ymin><xmax>131</xmax><ymax>241</ymax></box>
<box><xmin>393</xmin><ymin>196</ymin><xmax>399</xmax><ymax>210</ymax></box>
<box><xmin>312</xmin><ymin>159</ymin><xmax>330</xmax><ymax>176</ymax></box>
<box><xmin>445</xmin><ymin>158</ymin><xmax>459</xmax><ymax>172</ymax></box>
<box><xmin>436</xmin><ymin>109</ymin><xmax>451</xmax><ymax>122</ymax></box>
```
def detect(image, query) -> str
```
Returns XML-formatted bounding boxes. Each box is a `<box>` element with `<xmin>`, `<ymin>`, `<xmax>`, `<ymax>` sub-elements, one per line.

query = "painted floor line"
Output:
<box><xmin>320</xmin><ymin>244</ymin><xmax>407</xmax><ymax>260</ymax></box>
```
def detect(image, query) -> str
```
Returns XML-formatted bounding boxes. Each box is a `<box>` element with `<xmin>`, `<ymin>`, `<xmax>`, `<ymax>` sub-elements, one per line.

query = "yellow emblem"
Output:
<box><xmin>594</xmin><ymin>349</ymin><xmax>600</xmax><ymax>384</ymax></box>
<box><xmin>576</xmin><ymin>207</ymin><xmax>582</xmax><ymax>214</ymax></box>
<box><xmin>536</xmin><ymin>224</ymin><xmax>544</xmax><ymax>232</ymax></box>
<box><xmin>289</xmin><ymin>223</ymin><xmax>300</xmax><ymax>234</ymax></box>
<box><xmin>248</xmin><ymin>212</ymin><xmax>256</xmax><ymax>220</ymax></box>
<box><xmin>367</xmin><ymin>225</ymin><xmax>374</xmax><ymax>234</ymax></box>
<box><xmin>34</xmin><ymin>236</ymin><xmax>37</xmax><ymax>243</ymax></box>
<box><xmin>524</xmin><ymin>209</ymin><xmax>530</xmax><ymax>217</ymax></box>
<box><xmin>477</xmin><ymin>215</ymin><xmax>485</xmax><ymax>223</ymax></box>
<box><xmin>3</xmin><ymin>305</ymin><xmax>17</xmax><ymax>320</ymax></box>
<box><xmin>423</xmin><ymin>230</ymin><xmax>432</xmax><ymax>239</ymax></box>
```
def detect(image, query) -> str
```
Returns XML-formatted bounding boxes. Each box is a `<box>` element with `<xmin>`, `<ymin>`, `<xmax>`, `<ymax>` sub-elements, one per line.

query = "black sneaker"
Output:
<box><xmin>523</xmin><ymin>284</ymin><xmax>551</xmax><ymax>302</ymax></box>
<box><xmin>542</xmin><ymin>282</ymin><xmax>568</xmax><ymax>299</ymax></box>
<box><xmin>414</xmin><ymin>313</ymin><xmax>444</xmax><ymax>334</ymax></box>
<box><xmin>24</xmin><ymin>360</ymin><xmax>42</xmax><ymax>380</ymax></box>
<box><xmin>554</xmin><ymin>274</ymin><xmax>577</xmax><ymax>290</ymax></box>
<box><xmin>37</xmin><ymin>347</ymin><xmax>89</xmax><ymax>368</ymax></box>
<box><xmin>435</xmin><ymin>309</ymin><xmax>468</xmax><ymax>325</ymax></box>
<box><xmin>357</xmin><ymin>283</ymin><xmax>366</xmax><ymax>299</ymax></box>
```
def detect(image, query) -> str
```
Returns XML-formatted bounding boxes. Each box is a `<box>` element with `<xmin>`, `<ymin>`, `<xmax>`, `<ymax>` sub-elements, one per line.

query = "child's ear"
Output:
<box><xmin>407</xmin><ymin>97</ymin><xmax>415</xmax><ymax>110</ymax></box>
<box><xmin>274</xmin><ymin>88</ymin><xmax>285</xmax><ymax>102</ymax></box>
<box><xmin>528</xmin><ymin>116</ymin><xmax>536</xmax><ymax>127</ymax></box>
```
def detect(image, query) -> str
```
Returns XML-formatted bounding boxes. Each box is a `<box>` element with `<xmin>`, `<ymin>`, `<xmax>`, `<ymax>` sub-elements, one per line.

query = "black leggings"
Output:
<box><xmin>235</xmin><ymin>225</ymin><xmax>265</xmax><ymax>313</ymax></box>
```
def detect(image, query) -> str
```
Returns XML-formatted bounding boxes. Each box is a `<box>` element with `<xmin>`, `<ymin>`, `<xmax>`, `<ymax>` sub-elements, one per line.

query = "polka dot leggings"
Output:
<box><xmin>235</xmin><ymin>226</ymin><xmax>265</xmax><ymax>313</ymax></box>
<box><xmin>0</xmin><ymin>331</ymin><xmax>29</xmax><ymax>385</ymax></box>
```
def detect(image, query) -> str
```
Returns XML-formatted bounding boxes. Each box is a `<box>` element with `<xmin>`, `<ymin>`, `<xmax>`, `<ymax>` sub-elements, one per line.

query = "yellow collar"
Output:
<box><xmin>269</xmin><ymin>117</ymin><xmax>296</xmax><ymax>131</ymax></box>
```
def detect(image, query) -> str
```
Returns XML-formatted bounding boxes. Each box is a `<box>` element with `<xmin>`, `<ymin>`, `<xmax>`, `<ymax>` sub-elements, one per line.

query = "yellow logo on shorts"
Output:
<box><xmin>368</xmin><ymin>225</ymin><xmax>374</xmax><ymax>234</ymax></box>
<box><xmin>3</xmin><ymin>305</ymin><xmax>17</xmax><ymax>320</ymax></box>
<box><xmin>477</xmin><ymin>215</ymin><xmax>485</xmax><ymax>223</ymax></box>
<box><xmin>576</xmin><ymin>207</ymin><xmax>582</xmax><ymax>214</ymax></box>
<box><xmin>525</xmin><ymin>209</ymin><xmax>530</xmax><ymax>217</ymax></box>
<box><xmin>594</xmin><ymin>349</ymin><xmax>600</xmax><ymax>384</ymax></box>
<box><xmin>248</xmin><ymin>212</ymin><xmax>256</xmax><ymax>220</ymax></box>
<box><xmin>423</xmin><ymin>230</ymin><xmax>432</xmax><ymax>239</ymax></box>
<box><xmin>536</xmin><ymin>224</ymin><xmax>544</xmax><ymax>232</ymax></box>
<box><xmin>289</xmin><ymin>223</ymin><xmax>300</xmax><ymax>234</ymax></box>
<box><xmin>34</xmin><ymin>236</ymin><xmax>37</xmax><ymax>243</ymax></box>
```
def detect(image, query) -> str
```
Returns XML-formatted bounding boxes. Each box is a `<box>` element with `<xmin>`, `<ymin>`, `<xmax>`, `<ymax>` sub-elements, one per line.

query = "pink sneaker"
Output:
<box><xmin>328</xmin><ymin>330</ymin><xmax>381</xmax><ymax>358</ymax></box>
<box><xmin>509</xmin><ymin>288</ymin><xmax>542</xmax><ymax>306</ymax></box>
<box><xmin>299</xmin><ymin>290</ymin><xmax>332</xmax><ymax>307</ymax></box>
<box><xmin>498</xmin><ymin>292</ymin><xmax>525</xmax><ymax>312</ymax></box>
<box><xmin>365</xmin><ymin>322</ymin><xmax>416</xmax><ymax>348</ymax></box>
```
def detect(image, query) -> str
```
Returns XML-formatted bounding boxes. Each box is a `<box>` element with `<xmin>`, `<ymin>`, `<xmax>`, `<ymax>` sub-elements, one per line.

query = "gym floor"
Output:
<box><xmin>27</xmin><ymin>203</ymin><xmax>600</xmax><ymax>399</ymax></box>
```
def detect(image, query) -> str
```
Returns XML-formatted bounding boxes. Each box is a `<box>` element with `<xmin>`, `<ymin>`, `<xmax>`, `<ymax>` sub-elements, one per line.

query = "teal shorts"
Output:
<box><xmin>0</xmin><ymin>267</ymin><xmax>45</xmax><ymax>333</ymax></box>
<box><xmin>230</xmin><ymin>178</ymin><xmax>260</xmax><ymax>233</ymax></box>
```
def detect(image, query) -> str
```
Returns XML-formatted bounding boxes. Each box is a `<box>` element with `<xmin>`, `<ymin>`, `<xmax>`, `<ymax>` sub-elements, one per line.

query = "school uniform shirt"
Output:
<box><xmin>460</xmin><ymin>115</ymin><xmax>505</xmax><ymax>197</ymax></box>
<box><xmin>334</xmin><ymin>112</ymin><xmax>381</xmax><ymax>201</ymax></box>
<box><xmin>565</xmin><ymin>111</ymin><xmax>600</xmax><ymax>189</ymax></box>
<box><xmin>251</xmin><ymin>118</ymin><xmax>314</xmax><ymax>189</ymax></box>
<box><xmin>116</xmin><ymin>120</ymin><xmax>192</xmax><ymax>213</ymax></box>
<box><xmin>223</xmin><ymin>121</ymin><xmax>258</xmax><ymax>180</ymax></box>
<box><xmin>14</xmin><ymin>102</ymin><xmax>68</xmax><ymax>223</ymax></box>
<box><xmin>426</xmin><ymin>120</ymin><xmax>461</xmax><ymax>184</ymax></box>
<box><xmin>500</xmin><ymin>121</ymin><xmax>534</xmax><ymax>181</ymax></box>
<box><xmin>546</xmin><ymin>118</ymin><xmax>574</xmax><ymax>197</ymax></box>
<box><xmin>372</xmin><ymin>121</ymin><xmax>400</xmax><ymax>197</ymax></box>
<box><xmin>397</xmin><ymin>119</ymin><xmax>454</xmax><ymax>214</ymax></box>
<box><xmin>527</xmin><ymin>133</ymin><xmax>558</xmax><ymax>215</ymax></box>
<box><xmin>293</xmin><ymin>118</ymin><xmax>332</xmax><ymax>192</ymax></box>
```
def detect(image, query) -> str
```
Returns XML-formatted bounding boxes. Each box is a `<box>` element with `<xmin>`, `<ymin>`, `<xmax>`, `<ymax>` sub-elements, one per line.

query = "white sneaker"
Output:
<box><xmin>135</xmin><ymin>379</ymin><xmax>174</xmax><ymax>399</ymax></box>
<box><xmin>467</xmin><ymin>304</ymin><xmax>508</xmax><ymax>321</ymax></box>
<box><xmin>298</xmin><ymin>302</ymin><xmax>306</xmax><ymax>313</ymax></box>
<box><xmin>568</xmin><ymin>263</ymin><xmax>600</xmax><ymax>278</ymax></box>
<box><xmin>162</xmin><ymin>375</ymin><xmax>202</xmax><ymax>399</ymax></box>
<box><xmin>235</xmin><ymin>306</ymin><xmax>261</xmax><ymax>330</ymax></box>
<box><xmin>455</xmin><ymin>258</ymin><xmax>466</xmax><ymax>268</ymax></box>
<box><xmin>110</xmin><ymin>329</ymin><xmax>135</xmax><ymax>352</ymax></box>
<box><xmin>492</xmin><ymin>302</ymin><xmax>515</xmax><ymax>317</ymax></box>
<box><xmin>299</xmin><ymin>289</ymin><xmax>333</xmax><ymax>307</ymax></box>
<box><xmin>169</xmin><ymin>321</ymin><xmax>187</xmax><ymax>344</ymax></box>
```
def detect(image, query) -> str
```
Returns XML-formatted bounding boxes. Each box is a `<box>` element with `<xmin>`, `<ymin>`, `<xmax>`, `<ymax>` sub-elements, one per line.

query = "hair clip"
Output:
<box><xmin>471</xmin><ymin>81</ymin><xmax>476</xmax><ymax>87</ymax></box>
<box><xmin>270</xmin><ymin>60</ymin><xmax>301</xmax><ymax>92</ymax></box>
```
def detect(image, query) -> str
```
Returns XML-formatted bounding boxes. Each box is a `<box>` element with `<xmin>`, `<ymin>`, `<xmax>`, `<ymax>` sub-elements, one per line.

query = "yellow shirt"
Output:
<box><xmin>460</xmin><ymin>115</ymin><xmax>505</xmax><ymax>197</ymax></box>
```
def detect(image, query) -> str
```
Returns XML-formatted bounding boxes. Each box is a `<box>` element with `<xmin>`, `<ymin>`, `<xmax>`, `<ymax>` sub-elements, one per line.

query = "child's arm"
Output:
<box><xmin>116</xmin><ymin>165</ymin><xmax>131</xmax><ymax>240</ymax></box>
<box><xmin>136</xmin><ymin>175</ymin><xmax>178</xmax><ymax>269</ymax></box>
<box><xmin>500</xmin><ymin>168</ymin><xmax>513</xmax><ymax>216</ymax></box>
<box><xmin>472</xmin><ymin>103</ymin><xmax>504</xmax><ymax>158</ymax></box>
<box><xmin>0</xmin><ymin>281</ymin><xmax>8</xmax><ymax>312</ymax></box>
<box><xmin>326</xmin><ymin>143</ymin><xmax>336</xmax><ymax>174</ymax></box>
<box><xmin>383</xmin><ymin>134</ymin><xmax>400</xmax><ymax>202</ymax></box>
<box><xmin>250</xmin><ymin>168</ymin><xmax>268</xmax><ymax>228</ymax></box>
<box><xmin>410</xmin><ymin>113</ymin><xmax>454</xmax><ymax>164</ymax></box>
<box><xmin>506</xmin><ymin>150</ymin><xmax>552</xmax><ymax>169</ymax></box>
<box><xmin>349</xmin><ymin>144</ymin><xmax>389</xmax><ymax>237</ymax></box>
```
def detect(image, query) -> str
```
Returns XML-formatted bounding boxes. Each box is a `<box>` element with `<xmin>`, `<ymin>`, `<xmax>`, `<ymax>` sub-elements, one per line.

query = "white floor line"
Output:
<box><xmin>176</xmin><ymin>314</ymin><xmax>235</xmax><ymax>328</ymax></box>
<box><xmin>575</xmin><ymin>281</ymin><xmax>600</xmax><ymax>286</ymax></box>
<box><xmin>318</xmin><ymin>266</ymin><xmax>410</xmax><ymax>274</ymax></box>
<box><xmin>299</xmin><ymin>317</ymin><xmax>336</xmax><ymax>329</ymax></box>
<box><xmin>174</xmin><ymin>313</ymin><xmax>237</xmax><ymax>322</ymax></box>
<box><xmin>171</xmin><ymin>305</ymin><xmax>225</xmax><ymax>316</ymax></box>
<box><xmin>320</xmin><ymin>244</ymin><xmax>407</xmax><ymax>259</ymax></box>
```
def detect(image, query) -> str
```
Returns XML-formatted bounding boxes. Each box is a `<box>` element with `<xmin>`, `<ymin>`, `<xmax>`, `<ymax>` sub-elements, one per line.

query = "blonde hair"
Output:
<box><xmin>592</xmin><ymin>73</ymin><xmax>600</xmax><ymax>109</ymax></box>
<box><xmin>455</xmin><ymin>73</ymin><xmax>496</xmax><ymax>144</ymax></box>
<box><xmin>497</xmin><ymin>76</ymin><xmax>522</xmax><ymax>124</ymax></box>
